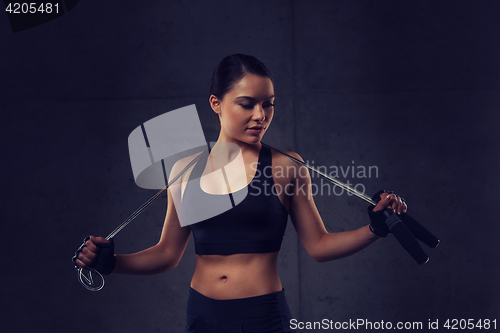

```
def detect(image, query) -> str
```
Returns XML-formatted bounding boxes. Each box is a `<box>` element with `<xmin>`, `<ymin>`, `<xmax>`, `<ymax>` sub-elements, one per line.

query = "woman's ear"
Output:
<box><xmin>209</xmin><ymin>95</ymin><xmax>222</xmax><ymax>115</ymax></box>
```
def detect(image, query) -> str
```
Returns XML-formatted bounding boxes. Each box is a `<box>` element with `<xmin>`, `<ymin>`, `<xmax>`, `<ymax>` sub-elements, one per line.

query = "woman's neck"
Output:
<box><xmin>214</xmin><ymin>135</ymin><xmax>261</xmax><ymax>156</ymax></box>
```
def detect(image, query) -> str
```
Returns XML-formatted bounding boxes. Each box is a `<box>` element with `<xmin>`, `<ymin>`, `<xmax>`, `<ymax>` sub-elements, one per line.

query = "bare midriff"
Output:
<box><xmin>190</xmin><ymin>251</ymin><xmax>282</xmax><ymax>300</ymax></box>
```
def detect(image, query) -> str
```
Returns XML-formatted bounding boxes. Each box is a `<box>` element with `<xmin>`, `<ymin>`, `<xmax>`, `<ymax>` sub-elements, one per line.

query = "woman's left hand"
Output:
<box><xmin>372</xmin><ymin>192</ymin><xmax>408</xmax><ymax>215</ymax></box>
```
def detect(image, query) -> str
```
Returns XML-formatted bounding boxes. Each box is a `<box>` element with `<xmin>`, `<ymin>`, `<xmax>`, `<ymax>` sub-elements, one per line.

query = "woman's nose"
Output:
<box><xmin>252</xmin><ymin>106</ymin><xmax>265</xmax><ymax>122</ymax></box>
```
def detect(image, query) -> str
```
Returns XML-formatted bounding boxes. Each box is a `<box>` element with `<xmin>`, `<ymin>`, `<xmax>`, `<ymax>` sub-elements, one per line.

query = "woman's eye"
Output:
<box><xmin>264</xmin><ymin>103</ymin><xmax>275</xmax><ymax>109</ymax></box>
<box><xmin>240</xmin><ymin>104</ymin><xmax>254</xmax><ymax>109</ymax></box>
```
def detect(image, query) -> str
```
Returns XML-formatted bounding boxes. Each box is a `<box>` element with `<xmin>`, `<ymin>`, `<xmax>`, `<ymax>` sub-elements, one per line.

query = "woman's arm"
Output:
<box><xmin>75</xmin><ymin>159</ymin><xmax>194</xmax><ymax>275</ymax></box>
<box><xmin>286</xmin><ymin>152</ymin><xmax>405</xmax><ymax>262</ymax></box>
<box><xmin>112</xmin><ymin>187</ymin><xmax>192</xmax><ymax>274</ymax></box>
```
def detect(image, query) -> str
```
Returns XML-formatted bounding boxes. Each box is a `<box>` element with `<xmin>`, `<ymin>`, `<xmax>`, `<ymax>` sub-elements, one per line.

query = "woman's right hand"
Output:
<box><xmin>73</xmin><ymin>236</ymin><xmax>116</xmax><ymax>275</ymax></box>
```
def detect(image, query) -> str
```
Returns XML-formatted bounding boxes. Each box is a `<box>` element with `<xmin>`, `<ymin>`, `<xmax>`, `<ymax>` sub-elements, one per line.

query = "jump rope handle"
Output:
<box><xmin>400</xmin><ymin>213</ymin><xmax>440</xmax><ymax>248</ymax></box>
<box><xmin>382</xmin><ymin>210</ymin><xmax>430</xmax><ymax>265</ymax></box>
<box><xmin>371</xmin><ymin>190</ymin><xmax>439</xmax><ymax>263</ymax></box>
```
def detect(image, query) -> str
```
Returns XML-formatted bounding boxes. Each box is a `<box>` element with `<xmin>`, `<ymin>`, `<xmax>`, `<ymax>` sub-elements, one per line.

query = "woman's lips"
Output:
<box><xmin>247</xmin><ymin>127</ymin><xmax>264</xmax><ymax>134</ymax></box>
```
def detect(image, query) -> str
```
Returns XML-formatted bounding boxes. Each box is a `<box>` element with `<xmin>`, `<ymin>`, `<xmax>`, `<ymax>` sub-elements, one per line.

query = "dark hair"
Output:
<box><xmin>210</xmin><ymin>54</ymin><xmax>274</xmax><ymax>100</ymax></box>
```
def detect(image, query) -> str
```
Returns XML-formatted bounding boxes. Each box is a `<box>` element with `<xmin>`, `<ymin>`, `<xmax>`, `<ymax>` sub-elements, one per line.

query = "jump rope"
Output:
<box><xmin>73</xmin><ymin>142</ymin><xmax>439</xmax><ymax>291</ymax></box>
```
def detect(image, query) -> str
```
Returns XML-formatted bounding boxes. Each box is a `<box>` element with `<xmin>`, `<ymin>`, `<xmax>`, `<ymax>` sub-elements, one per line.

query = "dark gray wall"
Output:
<box><xmin>1</xmin><ymin>1</ymin><xmax>498</xmax><ymax>332</ymax></box>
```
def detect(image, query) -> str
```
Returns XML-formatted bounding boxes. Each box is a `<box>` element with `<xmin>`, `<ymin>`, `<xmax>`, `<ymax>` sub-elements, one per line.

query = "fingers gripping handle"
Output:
<box><xmin>72</xmin><ymin>236</ymin><xmax>112</xmax><ymax>291</ymax></box>
<box><xmin>383</xmin><ymin>210</ymin><xmax>429</xmax><ymax>265</ymax></box>
<box><xmin>73</xmin><ymin>237</ymin><xmax>105</xmax><ymax>291</ymax></box>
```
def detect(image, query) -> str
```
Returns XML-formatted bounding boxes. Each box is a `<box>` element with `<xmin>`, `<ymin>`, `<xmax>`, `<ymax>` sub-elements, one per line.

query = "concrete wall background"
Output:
<box><xmin>1</xmin><ymin>1</ymin><xmax>498</xmax><ymax>332</ymax></box>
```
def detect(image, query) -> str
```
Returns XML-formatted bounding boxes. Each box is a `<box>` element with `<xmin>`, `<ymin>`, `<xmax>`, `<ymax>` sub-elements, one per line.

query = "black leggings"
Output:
<box><xmin>185</xmin><ymin>288</ymin><xmax>296</xmax><ymax>333</ymax></box>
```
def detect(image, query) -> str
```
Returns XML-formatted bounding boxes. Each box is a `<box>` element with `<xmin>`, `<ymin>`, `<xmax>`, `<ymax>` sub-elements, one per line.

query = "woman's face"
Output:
<box><xmin>211</xmin><ymin>73</ymin><xmax>275</xmax><ymax>145</ymax></box>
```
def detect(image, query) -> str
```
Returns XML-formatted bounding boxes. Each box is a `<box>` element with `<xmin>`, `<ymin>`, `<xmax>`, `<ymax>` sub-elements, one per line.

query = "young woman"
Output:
<box><xmin>74</xmin><ymin>54</ymin><xmax>407</xmax><ymax>332</ymax></box>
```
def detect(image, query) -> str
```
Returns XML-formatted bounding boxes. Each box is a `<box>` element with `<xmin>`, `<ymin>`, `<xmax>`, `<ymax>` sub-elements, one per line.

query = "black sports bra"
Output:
<box><xmin>183</xmin><ymin>145</ymin><xmax>289</xmax><ymax>255</ymax></box>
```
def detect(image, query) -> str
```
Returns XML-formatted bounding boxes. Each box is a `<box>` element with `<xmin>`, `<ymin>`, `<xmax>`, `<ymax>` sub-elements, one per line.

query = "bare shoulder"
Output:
<box><xmin>270</xmin><ymin>149</ymin><xmax>308</xmax><ymax>182</ymax></box>
<box><xmin>271</xmin><ymin>149</ymin><xmax>305</xmax><ymax>167</ymax></box>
